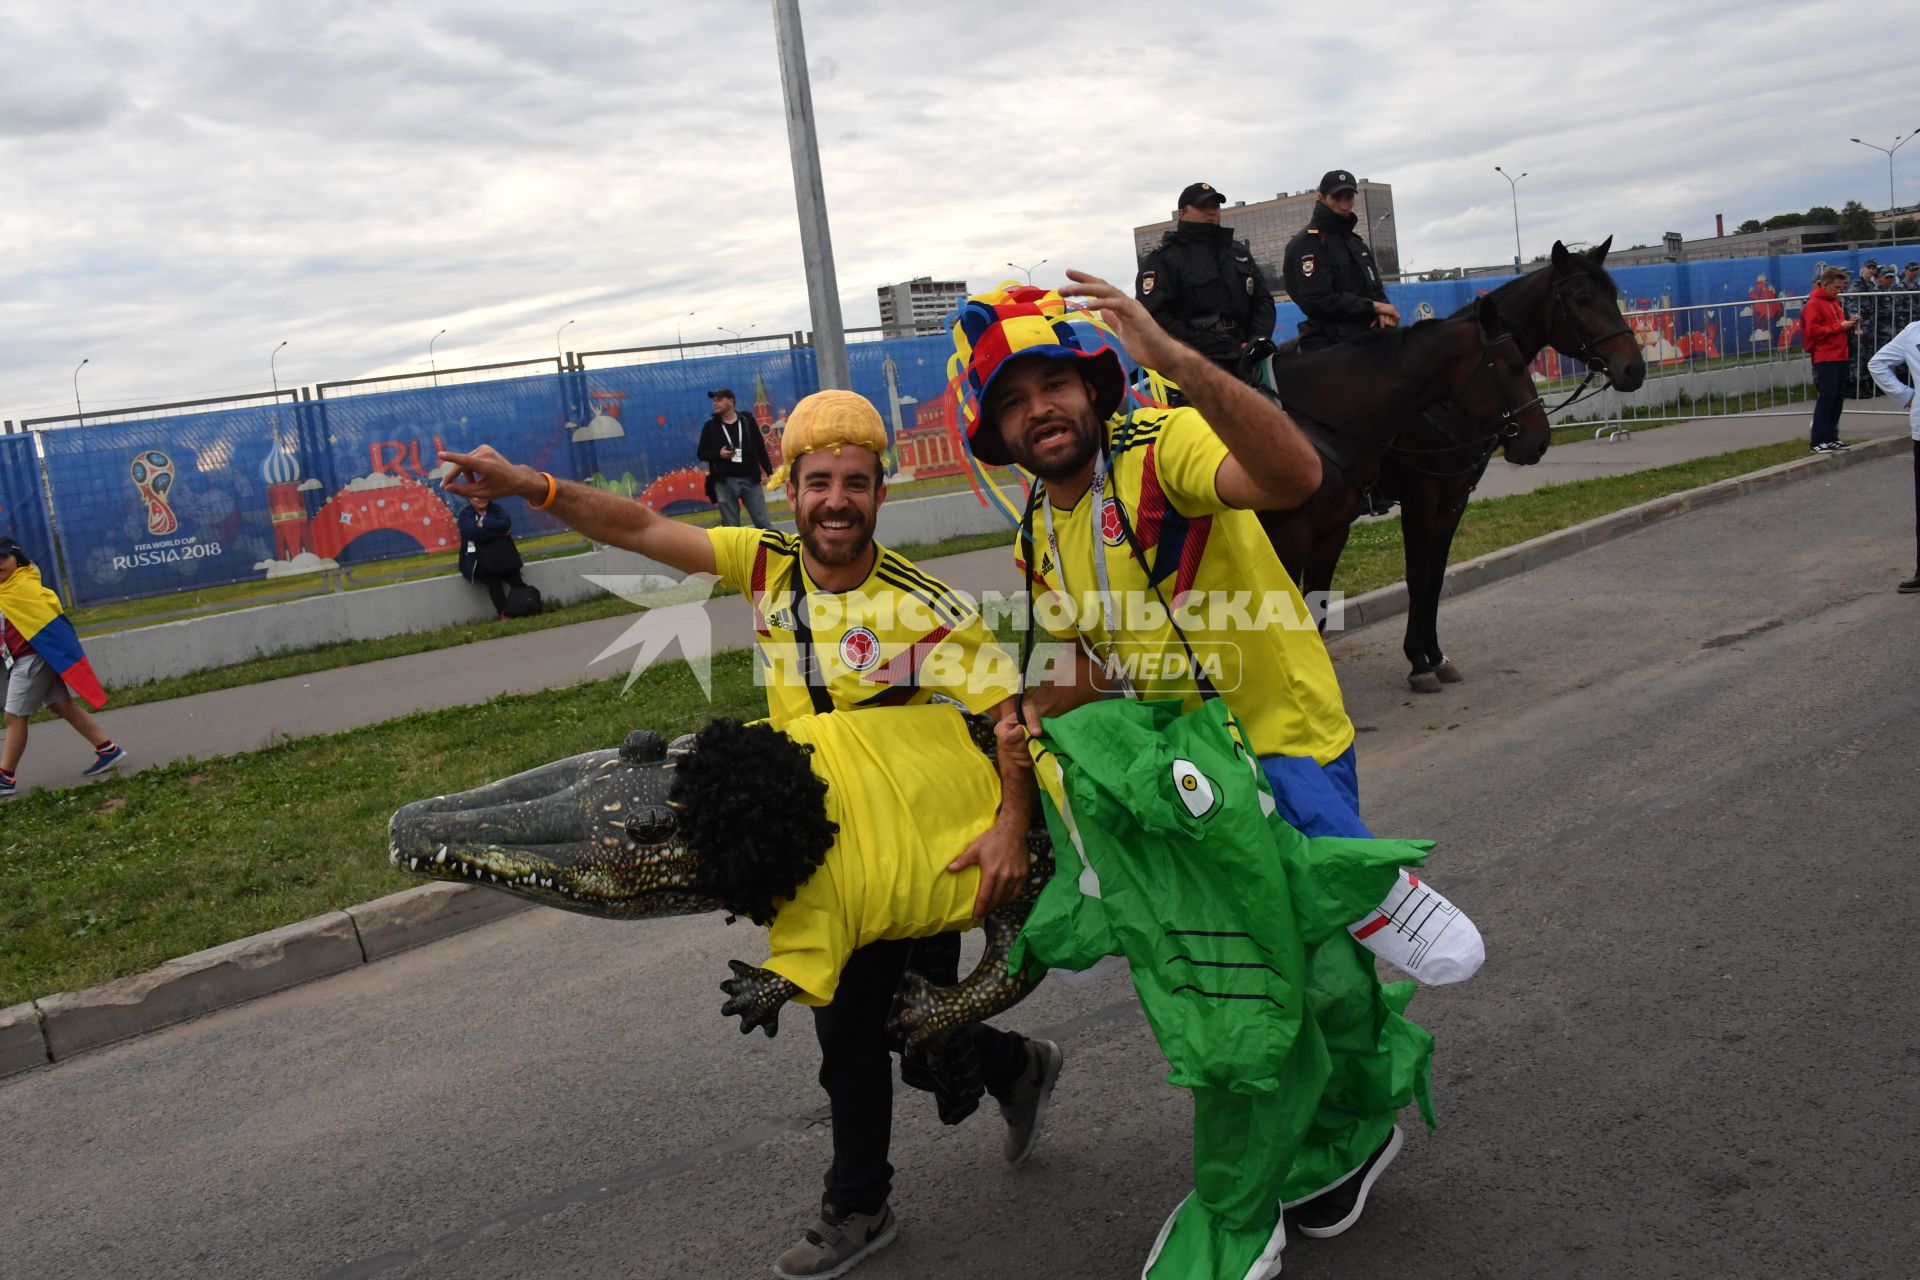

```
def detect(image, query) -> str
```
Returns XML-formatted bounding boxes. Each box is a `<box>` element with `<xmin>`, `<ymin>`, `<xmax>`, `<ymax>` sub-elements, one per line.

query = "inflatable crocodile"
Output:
<box><xmin>388</xmin><ymin>706</ymin><xmax>1052</xmax><ymax>1047</ymax></box>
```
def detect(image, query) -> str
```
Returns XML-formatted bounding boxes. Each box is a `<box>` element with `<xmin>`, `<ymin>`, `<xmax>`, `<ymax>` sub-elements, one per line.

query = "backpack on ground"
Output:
<box><xmin>503</xmin><ymin>584</ymin><xmax>543</xmax><ymax>618</ymax></box>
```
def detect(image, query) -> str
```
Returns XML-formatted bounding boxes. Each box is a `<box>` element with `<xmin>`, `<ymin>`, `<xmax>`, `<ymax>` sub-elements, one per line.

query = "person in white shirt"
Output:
<box><xmin>1866</xmin><ymin>322</ymin><xmax>1920</xmax><ymax>593</ymax></box>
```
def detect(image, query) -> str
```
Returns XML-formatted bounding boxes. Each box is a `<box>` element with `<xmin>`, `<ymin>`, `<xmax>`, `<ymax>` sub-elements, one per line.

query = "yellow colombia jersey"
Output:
<box><xmin>709</xmin><ymin>527</ymin><xmax>1018</xmax><ymax>728</ymax></box>
<box><xmin>1016</xmin><ymin>406</ymin><xmax>1355</xmax><ymax>765</ymax></box>
<box><xmin>761</xmin><ymin>704</ymin><xmax>998</xmax><ymax>1005</ymax></box>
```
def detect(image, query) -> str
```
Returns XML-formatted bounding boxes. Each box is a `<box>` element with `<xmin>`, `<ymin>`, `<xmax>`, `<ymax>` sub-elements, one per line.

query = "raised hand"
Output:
<box><xmin>1060</xmin><ymin>268</ymin><xmax>1186</xmax><ymax>372</ymax></box>
<box><xmin>439</xmin><ymin>446</ymin><xmax>543</xmax><ymax>502</ymax></box>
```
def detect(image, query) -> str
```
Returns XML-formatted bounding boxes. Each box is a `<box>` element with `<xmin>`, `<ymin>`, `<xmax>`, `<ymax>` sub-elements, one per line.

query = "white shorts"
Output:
<box><xmin>4</xmin><ymin>653</ymin><xmax>72</xmax><ymax>717</ymax></box>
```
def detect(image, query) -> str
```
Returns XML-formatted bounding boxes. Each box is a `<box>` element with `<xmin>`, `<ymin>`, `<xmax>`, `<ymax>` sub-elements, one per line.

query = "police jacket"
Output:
<box><xmin>1283</xmin><ymin>200</ymin><xmax>1388</xmax><ymax>349</ymax></box>
<box><xmin>1135</xmin><ymin>221</ymin><xmax>1276</xmax><ymax>363</ymax></box>
<box><xmin>697</xmin><ymin>411</ymin><xmax>771</xmax><ymax>481</ymax></box>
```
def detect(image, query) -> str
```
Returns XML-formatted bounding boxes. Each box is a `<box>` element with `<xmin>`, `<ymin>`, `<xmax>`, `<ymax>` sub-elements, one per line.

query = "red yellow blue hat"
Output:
<box><xmin>946</xmin><ymin>283</ymin><xmax>1129</xmax><ymax>467</ymax></box>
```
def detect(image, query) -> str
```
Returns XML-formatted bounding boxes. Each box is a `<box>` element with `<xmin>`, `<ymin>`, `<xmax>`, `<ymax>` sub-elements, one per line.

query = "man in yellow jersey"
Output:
<box><xmin>441</xmin><ymin>390</ymin><xmax>1059</xmax><ymax>1280</ymax></box>
<box><xmin>952</xmin><ymin>274</ymin><xmax>1406</xmax><ymax>1242</ymax></box>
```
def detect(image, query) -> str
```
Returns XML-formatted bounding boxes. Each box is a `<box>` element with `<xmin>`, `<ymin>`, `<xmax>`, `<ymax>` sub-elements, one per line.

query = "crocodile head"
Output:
<box><xmin>387</xmin><ymin>729</ymin><xmax>723</xmax><ymax>919</ymax></box>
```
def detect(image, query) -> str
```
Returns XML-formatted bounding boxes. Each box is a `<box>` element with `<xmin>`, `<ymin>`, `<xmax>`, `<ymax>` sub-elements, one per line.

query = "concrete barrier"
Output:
<box><xmin>84</xmin><ymin>486</ymin><xmax>1011</xmax><ymax>688</ymax></box>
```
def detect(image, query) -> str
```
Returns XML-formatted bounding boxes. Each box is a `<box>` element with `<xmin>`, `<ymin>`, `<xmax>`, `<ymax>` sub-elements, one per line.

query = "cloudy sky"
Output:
<box><xmin>1</xmin><ymin>0</ymin><xmax>1912</xmax><ymax>422</ymax></box>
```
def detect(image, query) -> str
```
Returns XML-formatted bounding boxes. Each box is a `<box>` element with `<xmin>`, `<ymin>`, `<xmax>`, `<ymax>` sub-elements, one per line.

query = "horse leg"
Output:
<box><xmin>1412</xmin><ymin>484</ymin><xmax>1474</xmax><ymax>686</ymax></box>
<box><xmin>1395</xmin><ymin>474</ymin><xmax>1450</xmax><ymax>693</ymax></box>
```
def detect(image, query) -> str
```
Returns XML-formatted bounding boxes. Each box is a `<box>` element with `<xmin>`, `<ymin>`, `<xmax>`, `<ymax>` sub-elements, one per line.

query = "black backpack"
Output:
<box><xmin>502</xmin><ymin>584</ymin><xmax>544</xmax><ymax>618</ymax></box>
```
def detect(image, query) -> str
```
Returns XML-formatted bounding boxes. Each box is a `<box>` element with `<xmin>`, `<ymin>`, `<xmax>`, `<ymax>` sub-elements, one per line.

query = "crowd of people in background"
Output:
<box><xmin>1845</xmin><ymin>257</ymin><xmax>1920</xmax><ymax>398</ymax></box>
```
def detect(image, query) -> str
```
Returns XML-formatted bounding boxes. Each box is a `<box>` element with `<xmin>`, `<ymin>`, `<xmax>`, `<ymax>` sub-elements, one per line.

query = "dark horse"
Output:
<box><xmin>1380</xmin><ymin>239</ymin><xmax>1647</xmax><ymax>691</ymax></box>
<box><xmin>1257</xmin><ymin>294</ymin><xmax>1554</xmax><ymax>616</ymax></box>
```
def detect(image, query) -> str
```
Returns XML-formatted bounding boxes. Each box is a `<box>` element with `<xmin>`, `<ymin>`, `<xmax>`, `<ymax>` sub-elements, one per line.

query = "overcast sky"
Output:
<box><xmin>1</xmin><ymin>0</ymin><xmax>1913</xmax><ymax>422</ymax></box>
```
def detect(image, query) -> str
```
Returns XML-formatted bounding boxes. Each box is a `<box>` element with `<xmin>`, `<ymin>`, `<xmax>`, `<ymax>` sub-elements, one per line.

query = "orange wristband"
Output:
<box><xmin>533</xmin><ymin>471</ymin><xmax>558</xmax><ymax>510</ymax></box>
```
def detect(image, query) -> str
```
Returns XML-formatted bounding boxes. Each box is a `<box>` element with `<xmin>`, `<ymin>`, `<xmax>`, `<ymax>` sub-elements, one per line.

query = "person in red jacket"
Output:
<box><xmin>1803</xmin><ymin>266</ymin><xmax>1862</xmax><ymax>453</ymax></box>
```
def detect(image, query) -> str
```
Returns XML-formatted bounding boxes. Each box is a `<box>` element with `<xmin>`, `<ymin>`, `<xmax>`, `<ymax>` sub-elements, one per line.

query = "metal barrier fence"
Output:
<box><xmin>1548</xmin><ymin>290</ymin><xmax>1917</xmax><ymax>430</ymax></box>
<box><xmin>0</xmin><ymin>335</ymin><xmax>974</xmax><ymax>609</ymax></box>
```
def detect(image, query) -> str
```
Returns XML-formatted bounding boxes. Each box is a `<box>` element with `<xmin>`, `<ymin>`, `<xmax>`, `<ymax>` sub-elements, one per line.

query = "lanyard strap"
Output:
<box><xmin>1041</xmin><ymin>456</ymin><xmax>1137</xmax><ymax>698</ymax></box>
<box><xmin>1034</xmin><ymin>445</ymin><xmax>1218</xmax><ymax>704</ymax></box>
<box><xmin>784</xmin><ymin>574</ymin><xmax>837</xmax><ymax>716</ymax></box>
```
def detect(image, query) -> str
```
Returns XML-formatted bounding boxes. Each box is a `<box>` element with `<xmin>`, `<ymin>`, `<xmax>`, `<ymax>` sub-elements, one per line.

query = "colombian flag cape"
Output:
<box><xmin>0</xmin><ymin>564</ymin><xmax>107</xmax><ymax>709</ymax></box>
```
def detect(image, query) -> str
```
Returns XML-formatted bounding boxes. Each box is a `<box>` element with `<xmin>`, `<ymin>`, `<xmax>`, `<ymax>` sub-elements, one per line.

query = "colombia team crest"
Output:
<box><xmin>839</xmin><ymin>626</ymin><xmax>880</xmax><ymax>671</ymax></box>
<box><xmin>1100</xmin><ymin>497</ymin><xmax>1128</xmax><ymax>548</ymax></box>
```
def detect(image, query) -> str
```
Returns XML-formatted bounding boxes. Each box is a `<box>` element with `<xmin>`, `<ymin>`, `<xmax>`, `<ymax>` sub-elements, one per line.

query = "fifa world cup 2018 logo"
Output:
<box><xmin>131</xmin><ymin>450</ymin><xmax>180</xmax><ymax>536</ymax></box>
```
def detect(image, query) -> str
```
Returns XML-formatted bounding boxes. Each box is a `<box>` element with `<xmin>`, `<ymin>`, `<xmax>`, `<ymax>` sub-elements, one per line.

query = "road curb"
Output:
<box><xmin>5</xmin><ymin>432</ymin><xmax>1909</xmax><ymax>1081</ymax></box>
<box><xmin>1331</xmin><ymin>432</ymin><xmax>1911</xmax><ymax>638</ymax></box>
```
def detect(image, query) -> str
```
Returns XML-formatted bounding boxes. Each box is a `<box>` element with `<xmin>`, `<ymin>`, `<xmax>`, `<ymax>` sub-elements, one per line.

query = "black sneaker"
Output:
<box><xmin>773</xmin><ymin>1204</ymin><xmax>897</xmax><ymax>1279</ymax></box>
<box><xmin>1900</xmin><ymin>576</ymin><xmax>1920</xmax><ymax>594</ymax></box>
<box><xmin>0</xmin><ymin>768</ymin><xmax>14</xmax><ymax>799</ymax></box>
<box><xmin>999</xmin><ymin>1038</ymin><xmax>1064</xmax><ymax>1166</ymax></box>
<box><xmin>1288</xmin><ymin>1124</ymin><xmax>1403</xmax><ymax>1239</ymax></box>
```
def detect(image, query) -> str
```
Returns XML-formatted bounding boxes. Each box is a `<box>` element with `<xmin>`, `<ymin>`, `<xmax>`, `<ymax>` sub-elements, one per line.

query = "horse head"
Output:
<box><xmin>1548</xmin><ymin>238</ymin><xmax>1646</xmax><ymax>392</ymax></box>
<box><xmin>1450</xmin><ymin>294</ymin><xmax>1552</xmax><ymax>466</ymax></box>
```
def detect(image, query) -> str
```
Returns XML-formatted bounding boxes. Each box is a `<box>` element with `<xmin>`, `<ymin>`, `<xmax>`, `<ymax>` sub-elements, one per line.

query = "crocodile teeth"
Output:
<box><xmin>435</xmin><ymin>847</ymin><xmax>448</xmax><ymax>865</ymax></box>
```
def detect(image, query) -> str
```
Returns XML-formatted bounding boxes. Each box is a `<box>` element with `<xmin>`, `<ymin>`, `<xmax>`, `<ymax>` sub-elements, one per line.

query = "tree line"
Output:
<box><xmin>1735</xmin><ymin>199</ymin><xmax>1916</xmax><ymax>243</ymax></box>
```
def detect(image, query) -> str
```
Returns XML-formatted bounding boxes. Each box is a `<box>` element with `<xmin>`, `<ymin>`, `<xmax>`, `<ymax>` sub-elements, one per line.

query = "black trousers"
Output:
<box><xmin>1911</xmin><ymin>441</ymin><xmax>1920</xmax><ymax>575</ymax></box>
<box><xmin>1809</xmin><ymin>361</ymin><xmax>1848</xmax><ymax>447</ymax></box>
<box><xmin>813</xmin><ymin>934</ymin><xmax>1030</xmax><ymax>1216</ymax></box>
<box><xmin>475</xmin><ymin>570</ymin><xmax>526</xmax><ymax>615</ymax></box>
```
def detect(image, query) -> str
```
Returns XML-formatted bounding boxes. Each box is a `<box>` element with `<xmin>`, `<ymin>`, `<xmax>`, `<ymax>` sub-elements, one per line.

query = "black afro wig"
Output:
<box><xmin>669</xmin><ymin>718</ymin><xmax>838</xmax><ymax>926</ymax></box>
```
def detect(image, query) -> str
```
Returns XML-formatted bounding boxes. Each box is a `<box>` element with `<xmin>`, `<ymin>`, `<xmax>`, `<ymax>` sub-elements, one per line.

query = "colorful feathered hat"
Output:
<box><xmin>946</xmin><ymin>283</ymin><xmax>1129</xmax><ymax>467</ymax></box>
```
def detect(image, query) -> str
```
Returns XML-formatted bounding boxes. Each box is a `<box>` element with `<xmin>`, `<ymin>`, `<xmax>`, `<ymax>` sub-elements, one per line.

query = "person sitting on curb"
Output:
<box><xmin>456</xmin><ymin>494</ymin><xmax>528</xmax><ymax>619</ymax></box>
<box><xmin>0</xmin><ymin>537</ymin><xmax>124</xmax><ymax>798</ymax></box>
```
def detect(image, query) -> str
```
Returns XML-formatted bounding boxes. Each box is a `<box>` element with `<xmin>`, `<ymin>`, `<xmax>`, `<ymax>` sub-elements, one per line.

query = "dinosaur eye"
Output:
<box><xmin>624</xmin><ymin>806</ymin><xmax>677</xmax><ymax>843</ymax></box>
<box><xmin>1170</xmin><ymin>759</ymin><xmax>1219</xmax><ymax>820</ymax></box>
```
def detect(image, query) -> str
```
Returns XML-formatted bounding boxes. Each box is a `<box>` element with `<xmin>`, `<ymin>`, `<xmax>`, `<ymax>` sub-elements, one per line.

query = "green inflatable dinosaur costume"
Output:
<box><xmin>1009</xmin><ymin>696</ymin><xmax>1440</xmax><ymax>1280</ymax></box>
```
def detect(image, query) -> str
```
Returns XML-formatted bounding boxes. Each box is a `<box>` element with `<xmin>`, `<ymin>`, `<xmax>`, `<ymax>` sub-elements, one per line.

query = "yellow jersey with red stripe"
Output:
<box><xmin>761</xmin><ymin>704</ymin><xmax>996</xmax><ymax>1005</ymax></box>
<box><xmin>709</xmin><ymin>527</ymin><xmax>1018</xmax><ymax>729</ymax></box>
<box><xmin>1015</xmin><ymin>406</ymin><xmax>1354</xmax><ymax>764</ymax></box>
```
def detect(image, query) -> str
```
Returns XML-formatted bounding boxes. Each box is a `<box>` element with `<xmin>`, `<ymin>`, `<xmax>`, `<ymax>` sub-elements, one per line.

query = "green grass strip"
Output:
<box><xmin>0</xmin><ymin>437</ymin><xmax>1825</xmax><ymax>1005</ymax></box>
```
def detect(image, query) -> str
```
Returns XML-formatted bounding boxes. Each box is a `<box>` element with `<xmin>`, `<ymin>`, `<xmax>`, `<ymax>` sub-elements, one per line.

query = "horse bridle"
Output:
<box><xmin>1389</xmin><ymin>326</ymin><xmax>1544</xmax><ymax>471</ymax></box>
<box><xmin>1540</xmin><ymin>270</ymin><xmax>1635</xmax><ymax>414</ymax></box>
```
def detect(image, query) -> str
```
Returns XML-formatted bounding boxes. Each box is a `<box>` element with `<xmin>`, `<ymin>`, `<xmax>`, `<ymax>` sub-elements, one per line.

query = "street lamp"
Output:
<box><xmin>716</xmin><ymin>324</ymin><xmax>757</xmax><ymax>341</ymax></box>
<box><xmin>1849</xmin><ymin>130</ymin><xmax>1919</xmax><ymax>241</ymax></box>
<box><xmin>270</xmin><ymin>340</ymin><xmax>288</xmax><ymax>395</ymax></box>
<box><xmin>429</xmin><ymin>328</ymin><xmax>447</xmax><ymax>386</ymax></box>
<box><xmin>555</xmin><ymin>319</ymin><xmax>575</xmax><ymax>366</ymax></box>
<box><xmin>1494</xmin><ymin>166</ymin><xmax>1528</xmax><ymax>267</ymax></box>
<box><xmin>72</xmin><ymin>357</ymin><xmax>88</xmax><ymax>426</ymax></box>
<box><xmin>675</xmin><ymin>310</ymin><xmax>697</xmax><ymax>353</ymax></box>
<box><xmin>1007</xmin><ymin>258</ymin><xmax>1047</xmax><ymax>284</ymax></box>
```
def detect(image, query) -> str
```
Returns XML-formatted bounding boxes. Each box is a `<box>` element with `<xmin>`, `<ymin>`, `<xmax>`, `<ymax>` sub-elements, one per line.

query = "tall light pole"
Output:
<box><xmin>72</xmin><ymin>358</ymin><xmax>88</xmax><ymax>426</ymax></box>
<box><xmin>716</xmin><ymin>324</ymin><xmax>757</xmax><ymax>341</ymax></box>
<box><xmin>1850</xmin><ymin>130</ymin><xmax>1919</xmax><ymax>241</ymax></box>
<box><xmin>675</xmin><ymin>310</ymin><xmax>696</xmax><ymax>353</ymax></box>
<box><xmin>555</xmin><ymin>319</ymin><xmax>574</xmax><ymax>366</ymax></box>
<box><xmin>773</xmin><ymin>0</ymin><xmax>849</xmax><ymax>390</ymax></box>
<box><xmin>1495</xmin><ymin>165</ymin><xmax>1528</xmax><ymax>267</ymax></box>
<box><xmin>270</xmin><ymin>340</ymin><xmax>288</xmax><ymax>395</ymax></box>
<box><xmin>429</xmin><ymin>328</ymin><xmax>447</xmax><ymax>386</ymax></box>
<box><xmin>1008</xmin><ymin>258</ymin><xmax>1047</xmax><ymax>284</ymax></box>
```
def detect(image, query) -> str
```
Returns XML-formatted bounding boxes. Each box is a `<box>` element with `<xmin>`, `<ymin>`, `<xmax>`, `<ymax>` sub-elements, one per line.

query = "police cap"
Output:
<box><xmin>1318</xmin><ymin>170</ymin><xmax>1359</xmax><ymax>196</ymax></box>
<box><xmin>1177</xmin><ymin>182</ymin><xmax>1226</xmax><ymax>209</ymax></box>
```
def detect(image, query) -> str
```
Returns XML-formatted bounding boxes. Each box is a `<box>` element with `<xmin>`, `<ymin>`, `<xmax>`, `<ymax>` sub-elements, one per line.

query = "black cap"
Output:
<box><xmin>1318</xmin><ymin>169</ymin><xmax>1359</xmax><ymax>196</ymax></box>
<box><xmin>707</xmin><ymin>388</ymin><xmax>735</xmax><ymax>400</ymax></box>
<box><xmin>0</xmin><ymin>537</ymin><xmax>28</xmax><ymax>566</ymax></box>
<box><xmin>1177</xmin><ymin>182</ymin><xmax>1226</xmax><ymax>209</ymax></box>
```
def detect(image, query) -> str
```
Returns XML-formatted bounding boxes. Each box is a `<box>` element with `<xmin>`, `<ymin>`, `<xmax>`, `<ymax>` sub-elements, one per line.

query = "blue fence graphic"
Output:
<box><xmin>2</xmin><ymin>240</ymin><xmax>1912</xmax><ymax>609</ymax></box>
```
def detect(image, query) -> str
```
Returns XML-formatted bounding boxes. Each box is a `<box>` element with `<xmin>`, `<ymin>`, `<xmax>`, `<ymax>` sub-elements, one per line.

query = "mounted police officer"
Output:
<box><xmin>1283</xmin><ymin>169</ymin><xmax>1402</xmax><ymax>513</ymax></box>
<box><xmin>1134</xmin><ymin>181</ymin><xmax>1276</xmax><ymax>377</ymax></box>
<box><xmin>1282</xmin><ymin>169</ymin><xmax>1399</xmax><ymax>351</ymax></box>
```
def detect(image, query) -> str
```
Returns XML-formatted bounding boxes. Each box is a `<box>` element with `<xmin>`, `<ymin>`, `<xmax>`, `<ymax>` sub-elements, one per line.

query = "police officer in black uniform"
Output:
<box><xmin>1282</xmin><ymin>169</ymin><xmax>1399</xmax><ymax>351</ymax></box>
<box><xmin>1283</xmin><ymin>169</ymin><xmax>1402</xmax><ymax>513</ymax></box>
<box><xmin>1135</xmin><ymin>181</ymin><xmax>1276</xmax><ymax>376</ymax></box>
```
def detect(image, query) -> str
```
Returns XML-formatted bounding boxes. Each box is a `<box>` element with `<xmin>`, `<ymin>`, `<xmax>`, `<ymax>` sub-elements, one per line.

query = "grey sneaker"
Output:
<box><xmin>999</xmin><ymin>1038</ymin><xmax>1063</xmax><ymax>1166</ymax></box>
<box><xmin>772</xmin><ymin>1204</ymin><xmax>896</xmax><ymax>1279</ymax></box>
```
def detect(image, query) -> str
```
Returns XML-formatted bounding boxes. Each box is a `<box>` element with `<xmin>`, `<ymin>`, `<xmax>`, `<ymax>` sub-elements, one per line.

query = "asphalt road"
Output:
<box><xmin>6</xmin><ymin>453</ymin><xmax>1916</xmax><ymax>1280</ymax></box>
